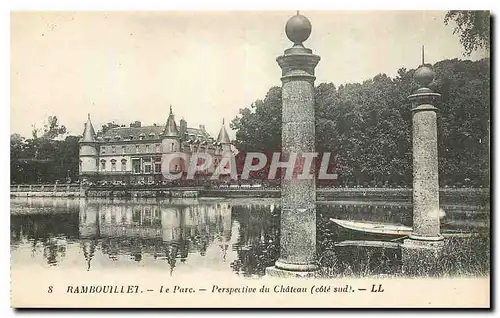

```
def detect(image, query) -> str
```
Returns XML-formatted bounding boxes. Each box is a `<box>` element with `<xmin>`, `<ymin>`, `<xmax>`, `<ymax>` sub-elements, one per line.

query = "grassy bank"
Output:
<box><xmin>231</xmin><ymin>210</ymin><xmax>490</xmax><ymax>278</ymax></box>
<box><xmin>316</xmin><ymin>232</ymin><xmax>490</xmax><ymax>278</ymax></box>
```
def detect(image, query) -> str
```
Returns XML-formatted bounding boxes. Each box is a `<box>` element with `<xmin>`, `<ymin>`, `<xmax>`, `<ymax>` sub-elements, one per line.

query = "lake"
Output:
<box><xmin>10</xmin><ymin>197</ymin><xmax>489</xmax><ymax>278</ymax></box>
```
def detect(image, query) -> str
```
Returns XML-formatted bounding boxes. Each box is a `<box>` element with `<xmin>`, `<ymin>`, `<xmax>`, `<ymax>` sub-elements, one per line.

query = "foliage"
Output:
<box><xmin>10</xmin><ymin>59</ymin><xmax>490</xmax><ymax>188</ymax></box>
<box><xmin>444</xmin><ymin>10</ymin><xmax>490</xmax><ymax>56</ymax></box>
<box><xmin>11</xmin><ymin>116</ymin><xmax>80</xmax><ymax>184</ymax></box>
<box><xmin>98</xmin><ymin>122</ymin><xmax>121</xmax><ymax>136</ymax></box>
<box><xmin>31</xmin><ymin>116</ymin><xmax>67</xmax><ymax>140</ymax></box>
<box><xmin>231</xmin><ymin>58</ymin><xmax>490</xmax><ymax>187</ymax></box>
<box><xmin>403</xmin><ymin>234</ymin><xmax>490</xmax><ymax>277</ymax></box>
<box><xmin>230</xmin><ymin>87</ymin><xmax>282</xmax><ymax>152</ymax></box>
<box><xmin>228</xmin><ymin>209</ymin><xmax>489</xmax><ymax>278</ymax></box>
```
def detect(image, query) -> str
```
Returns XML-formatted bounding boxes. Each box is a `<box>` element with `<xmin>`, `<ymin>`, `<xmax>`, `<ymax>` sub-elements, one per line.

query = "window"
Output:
<box><xmin>111</xmin><ymin>159</ymin><xmax>117</xmax><ymax>172</ymax></box>
<box><xmin>135</xmin><ymin>145</ymin><xmax>139</xmax><ymax>153</ymax></box>
<box><xmin>112</xmin><ymin>146</ymin><xmax>116</xmax><ymax>154</ymax></box>
<box><xmin>79</xmin><ymin>160</ymin><xmax>82</xmax><ymax>171</ymax></box>
<box><xmin>171</xmin><ymin>143</ymin><xmax>175</xmax><ymax>152</ymax></box>
<box><xmin>100</xmin><ymin>159</ymin><xmax>106</xmax><ymax>171</ymax></box>
<box><xmin>122</xmin><ymin>146</ymin><xmax>126</xmax><ymax>154</ymax></box>
<box><xmin>143</xmin><ymin>158</ymin><xmax>152</xmax><ymax>174</ymax></box>
<box><xmin>101</xmin><ymin>147</ymin><xmax>106</xmax><ymax>154</ymax></box>
<box><xmin>156</xmin><ymin>144</ymin><xmax>161</xmax><ymax>153</ymax></box>
<box><xmin>121</xmin><ymin>159</ymin><xmax>127</xmax><ymax>171</ymax></box>
<box><xmin>132</xmin><ymin>159</ymin><xmax>141</xmax><ymax>174</ymax></box>
<box><xmin>154</xmin><ymin>163</ymin><xmax>161</xmax><ymax>173</ymax></box>
<box><xmin>146</xmin><ymin>145</ymin><xmax>150</xmax><ymax>152</ymax></box>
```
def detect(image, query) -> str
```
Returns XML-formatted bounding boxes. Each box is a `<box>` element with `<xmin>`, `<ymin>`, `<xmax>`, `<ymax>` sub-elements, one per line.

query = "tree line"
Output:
<box><xmin>10</xmin><ymin>10</ymin><xmax>490</xmax><ymax>187</ymax></box>
<box><xmin>230</xmin><ymin>58</ymin><xmax>490</xmax><ymax>187</ymax></box>
<box><xmin>10</xmin><ymin>58</ymin><xmax>490</xmax><ymax>187</ymax></box>
<box><xmin>11</xmin><ymin>116</ymin><xmax>80</xmax><ymax>184</ymax></box>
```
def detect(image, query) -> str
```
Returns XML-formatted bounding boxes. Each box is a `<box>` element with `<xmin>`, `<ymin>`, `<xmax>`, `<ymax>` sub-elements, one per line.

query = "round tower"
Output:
<box><xmin>162</xmin><ymin>106</ymin><xmax>181</xmax><ymax>174</ymax></box>
<box><xmin>216</xmin><ymin>119</ymin><xmax>231</xmax><ymax>154</ymax></box>
<box><xmin>79</xmin><ymin>114</ymin><xmax>98</xmax><ymax>176</ymax></box>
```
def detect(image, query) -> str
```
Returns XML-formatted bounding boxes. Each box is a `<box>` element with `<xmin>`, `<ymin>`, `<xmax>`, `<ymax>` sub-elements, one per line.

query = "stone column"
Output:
<box><xmin>266</xmin><ymin>13</ymin><xmax>320</xmax><ymax>277</ymax></box>
<box><xmin>402</xmin><ymin>62</ymin><xmax>443</xmax><ymax>273</ymax></box>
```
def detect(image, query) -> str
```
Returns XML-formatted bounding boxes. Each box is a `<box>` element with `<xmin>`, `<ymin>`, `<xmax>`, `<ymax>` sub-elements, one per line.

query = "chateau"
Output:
<box><xmin>78</xmin><ymin>107</ymin><xmax>232</xmax><ymax>184</ymax></box>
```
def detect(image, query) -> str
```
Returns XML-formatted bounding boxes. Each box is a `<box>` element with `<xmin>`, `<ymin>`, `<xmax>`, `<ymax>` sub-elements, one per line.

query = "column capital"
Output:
<box><xmin>408</xmin><ymin>91</ymin><xmax>441</xmax><ymax>109</ymax></box>
<box><xmin>277</xmin><ymin>52</ymin><xmax>320</xmax><ymax>83</ymax></box>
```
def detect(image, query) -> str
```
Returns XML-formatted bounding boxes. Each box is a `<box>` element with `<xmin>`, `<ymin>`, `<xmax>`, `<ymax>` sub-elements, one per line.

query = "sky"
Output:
<box><xmin>10</xmin><ymin>10</ymin><xmax>488</xmax><ymax>139</ymax></box>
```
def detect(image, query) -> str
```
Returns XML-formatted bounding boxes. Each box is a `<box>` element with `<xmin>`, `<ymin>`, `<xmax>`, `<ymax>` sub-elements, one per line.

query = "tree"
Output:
<box><xmin>444</xmin><ymin>11</ymin><xmax>490</xmax><ymax>56</ymax></box>
<box><xmin>10</xmin><ymin>133</ymin><xmax>24</xmax><ymax>157</ymax></box>
<box><xmin>32</xmin><ymin>116</ymin><xmax>67</xmax><ymax>140</ymax></box>
<box><xmin>231</xmin><ymin>58</ymin><xmax>490</xmax><ymax>187</ymax></box>
<box><xmin>230</xmin><ymin>86</ymin><xmax>282</xmax><ymax>152</ymax></box>
<box><xmin>98</xmin><ymin>122</ymin><xmax>121</xmax><ymax>136</ymax></box>
<box><xmin>10</xmin><ymin>134</ymin><xmax>25</xmax><ymax>183</ymax></box>
<box><xmin>433</xmin><ymin>58</ymin><xmax>490</xmax><ymax>187</ymax></box>
<box><xmin>11</xmin><ymin>116</ymin><xmax>81</xmax><ymax>184</ymax></box>
<box><xmin>53</xmin><ymin>135</ymin><xmax>80</xmax><ymax>182</ymax></box>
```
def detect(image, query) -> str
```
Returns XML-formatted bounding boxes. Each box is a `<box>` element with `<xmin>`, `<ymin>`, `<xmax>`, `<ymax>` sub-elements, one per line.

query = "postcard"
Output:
<box><xmin>10</xmin><ymin>10</ymin><xmax>490</xmax><ymax>308</ymax></box>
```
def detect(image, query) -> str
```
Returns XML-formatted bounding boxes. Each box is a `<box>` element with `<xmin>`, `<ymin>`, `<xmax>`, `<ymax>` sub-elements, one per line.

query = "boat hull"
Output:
<box><xmin>329</xmin><ymin>218</ymin><xmax>473</xmax><ymax>241</ymax></box>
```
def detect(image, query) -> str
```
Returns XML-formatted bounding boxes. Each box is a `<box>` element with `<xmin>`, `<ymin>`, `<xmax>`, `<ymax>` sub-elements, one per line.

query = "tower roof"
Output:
<box><xmin>216</xmin><ymin>119</ymin><xmax>231</xmax><ymax>144</ymax></box>
<box><xmin>81</xmin><ymin>114</ymin><xmax>96</xmax><ymax>143</ymax></box>
<box><xmin>164</xmin><ymin>105</ymin><xmax>179</xmax><ymax>137</ymax></box>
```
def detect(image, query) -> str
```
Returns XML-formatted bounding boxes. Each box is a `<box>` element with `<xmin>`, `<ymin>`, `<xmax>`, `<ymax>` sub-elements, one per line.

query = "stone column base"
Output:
<box><xmin>265</xmin><ymin>266</ymin><xmax>317</xmax><ymax>278</ymax></box>
<box><xmin>401</xmin><ymin>237</ymin><xmax>445</xmax><ymax>276</ymax></box>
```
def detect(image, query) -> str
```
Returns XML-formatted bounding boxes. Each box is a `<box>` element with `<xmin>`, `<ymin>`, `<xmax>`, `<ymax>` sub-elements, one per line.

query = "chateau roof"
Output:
<box><xmin>81</xmin><ymin>114</ymin><xmax>96</xmax><ymax>143</ymax></box>
<box><xmin>164</xmin><ymin>106</ymin><xmax>179</xmax><ymax>137</ymax></box>
<box><xmin>100</xmin><ymin>126</ymin><xmax>211</xmax><ymax>142</ymax></box>
<box><xmin>216</xmin><ymin>120</ymin><xmax>231</xmax><ymax>144</ymax></box>
<box><xmin>101</xmin><ymin>126</ymin><xmax>163</xmax><ymax>140</ymax></box>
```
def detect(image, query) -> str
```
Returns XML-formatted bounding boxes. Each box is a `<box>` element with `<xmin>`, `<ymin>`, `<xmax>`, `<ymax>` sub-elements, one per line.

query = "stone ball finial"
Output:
<box><xmin>285</xmin><ymin>14</ymin><xmax>312</xmax><ymax>45</ymax></box>
<box><xmin>414</xmin><ymin>65</ymin><xmax>435</xmax><ymax>87</ymax></box>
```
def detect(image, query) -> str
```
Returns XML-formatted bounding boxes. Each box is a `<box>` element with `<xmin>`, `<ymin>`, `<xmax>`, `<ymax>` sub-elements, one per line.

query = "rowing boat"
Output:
<box><xmin>330</xmin><ymin>218</ymin><xmax>474</xmax><ymax>239</ymax></box>
<box><xmin>334</xmin><ymin>240</ymin><xmax>401</xmax><ymax>249</ymax></box>
<box><xmin>330</xmin><ymin>218</ymin><xmax>411</xmax><ymax>238</ymax></box>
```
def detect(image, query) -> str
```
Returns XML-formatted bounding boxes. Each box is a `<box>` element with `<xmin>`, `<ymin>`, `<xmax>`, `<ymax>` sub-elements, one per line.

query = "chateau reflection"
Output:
<box><xmin>78</xmin><ymin>199</ymin><xmax>235</xmax><ymax>274</ymax></box>
<box><xmin>12</xmin><ymin>198</ymin><xmax>281</xmax><ymax>275</ymax></box>
<box><xmin>13</xmin><ymin>198</ymin><xmax>480</xmax><ymax>275</ymax></box>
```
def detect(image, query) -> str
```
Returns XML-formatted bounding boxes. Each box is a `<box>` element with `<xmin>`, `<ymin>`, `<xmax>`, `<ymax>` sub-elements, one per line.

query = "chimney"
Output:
<box><xmin>130</xmin><ymin>121</ymin><xmax>142</xmax><ymax>128</ymax></box>
<box><xmin>180</xmin><ymin>119</ymin><xmax>187</xmax><ymax>137</ymax></box>
<box><xmin>199</xmin><ymin>124</ymin><xmax>206</xmax><ymax>132</ymax></box>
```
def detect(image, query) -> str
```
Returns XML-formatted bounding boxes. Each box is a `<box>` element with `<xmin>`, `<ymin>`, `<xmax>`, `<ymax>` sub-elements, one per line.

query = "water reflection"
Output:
<box><xmin>10</xmin><ymin>197</ymin><xmax>488</xmax><ymax>277</ymax></box>
<box><xmin>11</xmin><ymin>198</ymin><xmax>279</xmax><ymax>277</ymax></box>
<box><xmin>229</xmin><ymin>204</ymin><xmax>280</xmax><ymax>276</ymax></box>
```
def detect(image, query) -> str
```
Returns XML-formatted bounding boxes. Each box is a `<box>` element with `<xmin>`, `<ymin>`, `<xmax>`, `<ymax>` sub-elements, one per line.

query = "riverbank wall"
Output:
<box><xmin>10</xmin><ymin>184</ymin><xmax>489</xmax><ymax>205</ymax></box>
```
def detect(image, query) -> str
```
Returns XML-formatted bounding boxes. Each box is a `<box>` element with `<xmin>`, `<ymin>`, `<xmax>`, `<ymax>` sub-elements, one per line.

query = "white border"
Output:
<box><xmin>1</xmin><ymin>0</ymin><xmax>497</xmax><ymax>316</ymax></box>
